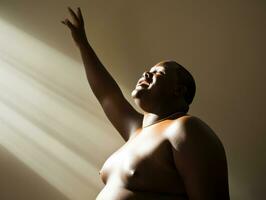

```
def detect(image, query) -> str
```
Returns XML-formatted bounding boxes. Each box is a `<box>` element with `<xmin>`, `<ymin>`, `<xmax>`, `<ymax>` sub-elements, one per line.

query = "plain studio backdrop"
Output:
<box><xmin>0</xmin><ymin>0</ymin><xmax>265</xmax><ymax>200</ymax></box>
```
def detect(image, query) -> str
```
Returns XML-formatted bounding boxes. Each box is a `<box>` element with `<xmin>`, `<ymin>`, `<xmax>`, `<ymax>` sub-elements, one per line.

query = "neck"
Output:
<box><xmin>142</xmin><ymin>108</ymin><xmax>187</xmax><ymax>128</ymax></box>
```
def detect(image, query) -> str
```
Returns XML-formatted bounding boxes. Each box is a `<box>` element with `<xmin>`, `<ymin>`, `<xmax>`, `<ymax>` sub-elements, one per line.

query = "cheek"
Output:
<box><xmin>154</xmin><ymin>76</ymin><xmax>169</xmax><ymax>88</ymax></box>
<box><xmin>150</xmin><ymin>80</ymin><xmax>168</xmax><ymax>95</ymax></box>
<box><xmin>157</xmin><ymin>79</ymin><xmax>175</xmax><ymax>95</ymax></box>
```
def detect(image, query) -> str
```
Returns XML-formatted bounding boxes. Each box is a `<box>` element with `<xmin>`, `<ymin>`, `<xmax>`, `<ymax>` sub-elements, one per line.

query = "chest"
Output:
<box><xmin>99</xmin><ymin>129</ymin><xmax>185</xmax><ymax>193</ymax></box>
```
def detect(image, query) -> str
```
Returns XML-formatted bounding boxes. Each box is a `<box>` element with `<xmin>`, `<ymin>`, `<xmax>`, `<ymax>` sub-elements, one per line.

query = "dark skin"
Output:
<box><xmin>62</xmin><ymin>7</ymin><xmax>230</xmax><ymax>200</ymax></box>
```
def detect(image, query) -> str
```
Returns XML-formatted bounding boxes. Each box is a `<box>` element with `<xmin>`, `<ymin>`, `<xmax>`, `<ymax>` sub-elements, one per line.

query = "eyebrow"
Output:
<box><xmin>150</xmin><ymin>66</ymin><xmax>166</xmax><ymax>73</ymax></box>
<box><xmin>149</xmin><ymin>67</ymin><xmax>156</xmax><ymax>72</ymax></box>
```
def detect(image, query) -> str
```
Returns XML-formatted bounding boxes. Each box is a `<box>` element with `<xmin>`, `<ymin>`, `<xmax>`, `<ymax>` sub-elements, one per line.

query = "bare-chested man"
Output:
<box><xmin>62</xmin><ymin>7</ymin><xmax>230</xmax><ymax>200</ymax></box>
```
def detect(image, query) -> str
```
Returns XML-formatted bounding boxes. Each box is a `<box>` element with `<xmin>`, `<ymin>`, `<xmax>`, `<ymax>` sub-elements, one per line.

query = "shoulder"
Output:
<box><xmin>166</xmin><ymin>115</ymin><xmax>215</xmax><ymax>149</ymax></box>
<box><xmin>177</xmin><ymin>114</ymin><xmax>210</xmax><ymax>130</ymax></box>
<box><xmin>167</xmin><ymin>115</ymin><xmax>230</xmax><ymax>200</ymax></box>
<box><xmin>167</xmin><ymin>114</ymin><xmax>226</xmax><ymax>168</ymax></box>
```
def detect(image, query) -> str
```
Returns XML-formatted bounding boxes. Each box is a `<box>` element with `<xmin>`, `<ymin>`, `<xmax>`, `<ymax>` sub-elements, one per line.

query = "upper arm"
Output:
<box><xmin>100</xmin><ymin>91</ymin><xmax>143</xmax><ymax>141</ymax></box>
<box><xmin>170</xmin><ymin>116</ymin><xmax>230</xmax><ymax>200</ymax></box>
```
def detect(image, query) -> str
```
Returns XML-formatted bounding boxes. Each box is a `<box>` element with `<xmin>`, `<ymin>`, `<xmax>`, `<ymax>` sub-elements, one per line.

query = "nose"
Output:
<box><xmin>142</xmin><ymin>71</ymin><xmax>152</xmax><ymax>79</ymax></box>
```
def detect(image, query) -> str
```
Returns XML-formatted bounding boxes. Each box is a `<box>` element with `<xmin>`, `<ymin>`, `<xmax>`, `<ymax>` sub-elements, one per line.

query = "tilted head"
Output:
<box><xmin>131</xmin><ymin>60</ymin><xmax>196</xmax><ymax>114</ymax></box>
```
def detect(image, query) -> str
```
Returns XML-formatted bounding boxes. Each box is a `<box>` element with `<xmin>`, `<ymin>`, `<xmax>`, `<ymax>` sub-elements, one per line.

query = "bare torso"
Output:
<box><xmin>63</xmin><ymin>8</ymin><xmax>229</xmax><ymax>200</ymax></box>
<box><xmin>97</xmin><ymin>116</ymin><xmax>189</xmax><ymax>200</ymax></box>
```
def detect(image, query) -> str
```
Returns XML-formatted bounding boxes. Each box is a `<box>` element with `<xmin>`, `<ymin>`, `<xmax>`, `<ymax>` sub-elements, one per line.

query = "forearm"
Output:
<box><xmin>62</xmin><ymin>7</ymin><xmax>123</xmax><ymax>102</ymax></box>
<box><xmin>78</xmin><ymin>42</ymin><xmax>122</xmax><ymax>101</ymax></box>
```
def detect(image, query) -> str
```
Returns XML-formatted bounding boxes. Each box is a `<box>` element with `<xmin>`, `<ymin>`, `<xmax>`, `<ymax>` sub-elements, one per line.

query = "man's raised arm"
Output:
<box><xmin>62</xmin><ymin>7</ymin><xmax>143</xmax><ymax>140</ymax></box>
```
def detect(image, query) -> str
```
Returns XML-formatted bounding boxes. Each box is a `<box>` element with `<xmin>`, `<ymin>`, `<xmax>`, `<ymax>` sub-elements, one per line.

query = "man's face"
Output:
<box><xmin>131</xmin><ymin>63</ymin><xmax>178</xmax><ymax>101</ymax></box>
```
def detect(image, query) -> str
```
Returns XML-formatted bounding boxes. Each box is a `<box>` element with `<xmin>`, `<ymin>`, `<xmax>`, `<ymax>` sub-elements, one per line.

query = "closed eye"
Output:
<box><xmin>150</xmin><ymin>70</ymin><xmax>165</xmax><ymax>75</ymax></box>
<box><xmin>158</xmin><ymin>71</ymin><xmax>165</xmax><ymax>74</ymax></box>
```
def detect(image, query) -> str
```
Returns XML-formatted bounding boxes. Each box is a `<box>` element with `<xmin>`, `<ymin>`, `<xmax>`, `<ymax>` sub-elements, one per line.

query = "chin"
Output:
<box><xmin>131</xmin><ymin>87</ymin><xmax>147</xmax><ymax>99</ymax></box>
<box><xmin>131</xmin><ymin>89</ymin><xmax>152</xmax><ymax>112</ymax></box>
<box><xmin>131</xmin><ymin>89</ymin><xmax>138</xmax><ymax>99</ymax></box>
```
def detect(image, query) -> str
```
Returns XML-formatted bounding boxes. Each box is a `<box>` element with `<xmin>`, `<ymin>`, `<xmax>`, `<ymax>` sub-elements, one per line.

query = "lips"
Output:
<box><xmin>137</xmin><ymin>78</ymin><xmax>150</xmax><ymax>87</ymax></box>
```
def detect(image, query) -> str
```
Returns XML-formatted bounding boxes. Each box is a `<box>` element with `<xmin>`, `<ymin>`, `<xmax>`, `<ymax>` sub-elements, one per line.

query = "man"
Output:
<box><xmin>62</xmin><ymin>7</ymin><xmax>230</xmax><ymax>200</ymax></box>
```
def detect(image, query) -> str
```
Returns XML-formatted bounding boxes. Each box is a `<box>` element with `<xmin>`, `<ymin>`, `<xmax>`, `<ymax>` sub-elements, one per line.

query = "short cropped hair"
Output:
<box><xmin>160</xmin><ymin>60</ymin><xmax>196</xmax><ymax>105</ymax></box>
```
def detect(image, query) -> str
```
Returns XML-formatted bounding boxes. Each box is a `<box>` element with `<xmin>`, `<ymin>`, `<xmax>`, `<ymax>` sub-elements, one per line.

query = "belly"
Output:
<box><xmin>96</xmin><ymin>184</ymin><xmax>188</xmax><ymax>200</ymax></box>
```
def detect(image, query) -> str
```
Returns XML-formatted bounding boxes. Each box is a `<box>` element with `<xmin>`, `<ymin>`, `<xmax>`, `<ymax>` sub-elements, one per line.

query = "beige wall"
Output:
<box><xmin>0</xmin><ymin>0</ymin><xmax>265</xmax><ymax>199</ymax></box>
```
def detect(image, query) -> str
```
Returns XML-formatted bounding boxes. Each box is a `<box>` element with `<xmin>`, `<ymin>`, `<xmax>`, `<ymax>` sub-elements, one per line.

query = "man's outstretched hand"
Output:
<box><xmin>62</xmin><ymin>7</ymin><xmax>88</xmax><ymax>47</ymax></box>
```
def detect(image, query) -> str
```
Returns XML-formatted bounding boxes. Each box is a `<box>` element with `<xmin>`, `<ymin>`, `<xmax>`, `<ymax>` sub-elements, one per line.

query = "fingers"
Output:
<box><xmin>77</xmin><ymin>7</ymin><xmax>84</xmax><ymax>25</ymax></box>
<box><xmin>67</xmin><ymin>7</ymin><xmax>80</xmax><ymax>25</ymax></box>
<box><xmin>61</xmin><ymin>18</ymin><xmax>75</xmax><ymax>30</ymax></box>
<box><xmin>62</xmin><ymin>7</ymin><xmax>84</xmax><ymax>29</ymax></box>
